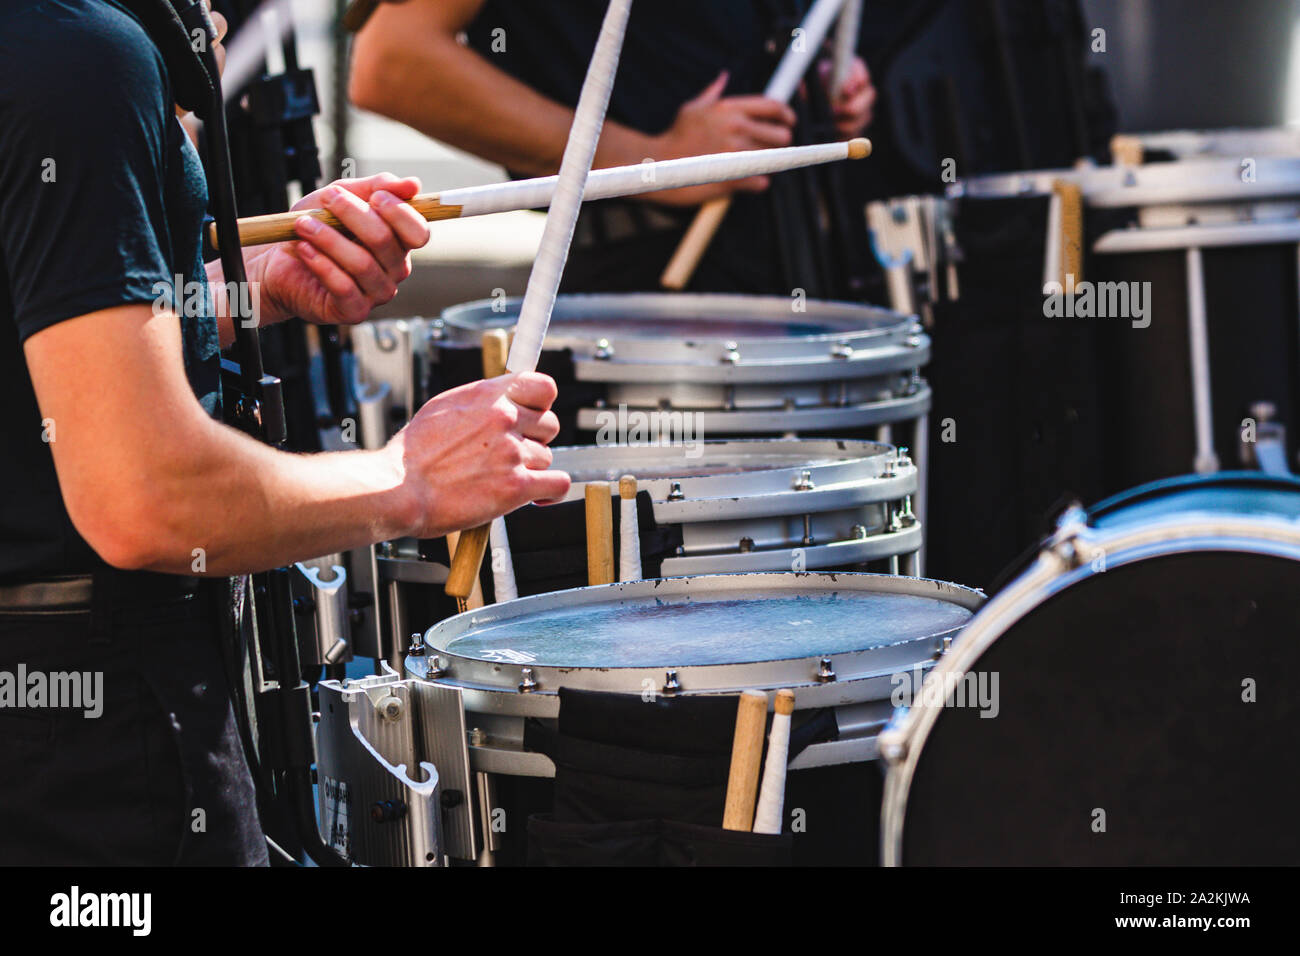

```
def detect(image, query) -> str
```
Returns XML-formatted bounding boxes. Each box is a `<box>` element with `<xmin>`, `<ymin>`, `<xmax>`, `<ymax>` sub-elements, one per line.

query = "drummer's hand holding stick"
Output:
<box><xmin>445</xmin><ymin>0</ymin><xmax>634</xmax><ymax>610</ymax></box>
<box><xmin>661</xmin><ymin>0</ymin><xmax>874</xmax><ymax>289</ymax></box>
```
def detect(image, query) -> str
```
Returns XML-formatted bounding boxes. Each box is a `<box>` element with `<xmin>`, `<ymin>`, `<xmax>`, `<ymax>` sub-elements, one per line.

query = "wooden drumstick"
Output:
<box><xmin>617</xmin><ymin>475</ymin><xmax>642</xmax><ymax>581</ymax></box>
<box><xmin>586</xmin><ymin>483</ymin><xmax>616</xmax><ymax>586</ymax></box>
<box><xmin>661</xmin><ymin>0</ymin><xmax>850</xmax><ymax>290</ymax></box>
<box><xmin>444</xmin><ymin>329</ymin><xmax>511</xmax><ymax>610</ymax></box>
<box><xmin>1054</xmin><ymin>179</ymin><xmax>1084</xmax><ymax>287</ymax></box>
<box><xmin>723</xmin><ymin>690</ymin><xmax>770</xmax><ymax>831</ymax></box>
<box><xmin>210</xmin><ymin>140</ymin><xmax>870</xmax><ymax>250</ymax></box>
<box><xmin>752</xmin><ymin>689</ymin><xmax>796</xmax><ymax>835</ymax></box>
<box><xmin>446</xmin><ymin>0</ymin><xmax>632</xmax><ymax>601</ymax></box>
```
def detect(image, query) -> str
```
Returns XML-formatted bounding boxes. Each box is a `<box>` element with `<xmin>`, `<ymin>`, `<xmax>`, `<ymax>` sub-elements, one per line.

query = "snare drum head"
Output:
<box><xmin>888</xmin><ymin>475</ymin><xmax>1300</xmax><ymax>865</ymax></box>
<box><xmin>444</xmin><ymin>586</ymin><xmax>970</xmax><ymax>669</ymax></box>
<box><xmin>423</xmin><ymin>573</ymin><xmax>982</xmax><ymax>699</ymax></box>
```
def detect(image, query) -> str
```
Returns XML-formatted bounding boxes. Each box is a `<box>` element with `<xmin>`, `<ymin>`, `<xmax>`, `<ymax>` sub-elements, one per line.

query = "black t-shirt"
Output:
<box><xmin>466</xmin><ymin>0</ymin><xmax>820</xmax><ymax>295</ymax></box>
<box><xmin>0</xmin><ymin>0</ymin><xmax>221</xmax><ymax>581</ymax></box>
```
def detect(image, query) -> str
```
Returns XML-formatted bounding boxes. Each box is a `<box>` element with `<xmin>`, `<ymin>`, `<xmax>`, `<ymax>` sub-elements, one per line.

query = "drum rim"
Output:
<box><xmin>550</xmin><ymin>437</ymin><xmax>917</xmax><ymax>513</ymax></box>
<box><xmin>877</xmin><ymin>503</ymin><xmax>1300</xmax><ymax>867</ymax></box>
<box><xmin>439</xmin><ymin>292</ymin><xmax>919</xmax><ymax>351</ymax></box>
<box><xmin>948</xmin><ymin>155</ymin><xmax>1300</xmax><ymax>206</ymax></box>
<box><xmin>414</xmin><ymin>572</ymin><xmax>984</xmax><ymax>705</ymax></box>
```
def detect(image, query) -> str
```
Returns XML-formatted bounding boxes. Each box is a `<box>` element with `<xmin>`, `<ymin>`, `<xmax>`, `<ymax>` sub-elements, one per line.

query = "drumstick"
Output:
<box><xmin>586</xmin><ymin>483</ymin><xmax>616</xmax><ymax>586</ymax></box>
<box><xmin>661</xmin><ymin>0</ymin><xmax>849</xmax><ymax>290</ymax></box>
<box><xmin>752</xmin><ymin>689</ymin><xmax>796</xmax><ymax>835</ymax></box>
<box><xmin>723</xmin><ymin>690</ymin><xmax>770</xmax><ymax>831</ymax></box>
<box><xmin>342</xmin><ymin>0</ymin><xmax>380</xmax><ymax>32</ymax></box>
<box><xmin>617</xmin><ymin>475</ymin><xmax>642</xmax><ymax>582</ymax></box>
<box><xmin>210</xmin><ymin>140</ymin><xmax>870</xmax><ymax>250</ymax></box>
<box><xmin>830</xmin><ymin>0</ymin><xmax>864</xmax><ymax>98</ymax></box>
<box><xmin>444</xmin><ymin>330</ymin><xmax>509</xmax><ymax>611</ymax></box>
<box><xmin>488</xmin><ymin>517</ymin><xmax>518</xmax><ymax>603</ymax></box>
<box><xmin>446</xmin><ymin>0</ymin><xmax>632</xmax><ymax>600</ymax></box>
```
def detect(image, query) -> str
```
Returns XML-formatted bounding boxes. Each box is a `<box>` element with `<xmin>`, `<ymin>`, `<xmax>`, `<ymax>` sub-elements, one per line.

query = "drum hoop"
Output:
<box><xmin>950</xmin><ymin>156</ymin><xmax>1300</xmax><ymax>207</ymax></box>
<box><xmin>878</xmin><ymin>511</ymin><xmax>1300</xmax><ymax>867</ymax></box>
<box><xmin>575</xmin><ymin>382</ymin><xmax>932</xmax><ymax>433</ymax></box>
<box><xmin>440</xmin><ymin>293</ymin><xmax>919</xmax><ymax>356</ymax></box>
<box><xmin>551</xmin><ymin>438</ymin><xmax>916</xmax><ymax>516</ymax></box>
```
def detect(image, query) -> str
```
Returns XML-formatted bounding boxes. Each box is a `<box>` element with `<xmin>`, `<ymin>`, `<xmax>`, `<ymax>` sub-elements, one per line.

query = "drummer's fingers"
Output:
<box><xmin>516</xmin><ymin>467</ymin><xmax>571</xmax><ymax>505</ymax></box>
<box><xmin>514</xmin><ymin>407</ymin><xmax>561</xmax><ymax>445</ymax></box>
<box><xmin>504</xmin><ymin>372</ymin><xmax>559</xmax><ymax>412</ymax></box>
<box><xmin>515</xmin><ymin>437</ymin><xmax>553</xmax><ymax>472</ymax></box>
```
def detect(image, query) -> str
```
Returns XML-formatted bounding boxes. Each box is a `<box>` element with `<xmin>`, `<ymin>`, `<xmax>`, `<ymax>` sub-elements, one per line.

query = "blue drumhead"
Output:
<box><xmin>444</xmin><ymin>588</ymin><xmax>972</xmax><ymax>668</ymax></box>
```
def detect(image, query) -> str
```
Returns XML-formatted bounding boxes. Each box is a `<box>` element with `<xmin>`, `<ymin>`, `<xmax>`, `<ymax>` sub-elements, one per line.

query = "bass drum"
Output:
<box><xmin>879</xmin><ymin>473</ymin><xmax>1300</xmax><ymax>865</ymax></box>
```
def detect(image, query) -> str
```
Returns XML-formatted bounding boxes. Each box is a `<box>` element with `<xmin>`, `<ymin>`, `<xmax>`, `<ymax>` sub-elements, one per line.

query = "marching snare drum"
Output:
<box><xmin>869</xmin><ymin>145</ymin><xmax>1300</xmax><ymax>589</ymax></box>
<box><xmin>879</xmin><ymin>472</ymin><xmax>1300</xmax><ymax>866</ymax></box>
<box><xmin>404</xmin><ymin>572</ymin><xmax>983</xmax><ymax>865</ymax></box>
<box><xmin>532</xmin><ymin>438</ymin><xmax>922</xmax><ymax>581</ymax></box>
<box><xmin>370</xmin><ymin>439</ymin><xmax>923</xmax><ymax>667</ymax></box>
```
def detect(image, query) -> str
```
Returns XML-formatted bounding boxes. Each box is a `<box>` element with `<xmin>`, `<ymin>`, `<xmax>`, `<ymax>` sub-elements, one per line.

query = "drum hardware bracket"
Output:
<box><xmin>1046</xmin><ymin>503</ymin><xmax>1103</xmax><ymax>570</ymax></box>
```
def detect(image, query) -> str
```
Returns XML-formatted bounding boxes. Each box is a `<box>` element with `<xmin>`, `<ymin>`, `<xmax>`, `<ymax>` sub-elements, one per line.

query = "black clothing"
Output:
<box><xmin>0</xmin><ymin>0</ymin><xmax>265</xmax><ymax>866</ymax></box>
<box><xmin>0</xmin><ymin>0</ymin><xmax>220</xmax><ymax>583</ymax></box>
<box><xmin>465</xmin><ymin>0</ymin><xmax>852</xmax><ymax>296</ymax></box>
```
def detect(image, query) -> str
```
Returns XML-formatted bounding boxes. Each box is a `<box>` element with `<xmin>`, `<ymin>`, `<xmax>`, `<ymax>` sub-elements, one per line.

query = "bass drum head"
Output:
<box><xmin>896</xmin><ymin>538</ymin><xmax>1300</xmax><ymax>865</ymax></box>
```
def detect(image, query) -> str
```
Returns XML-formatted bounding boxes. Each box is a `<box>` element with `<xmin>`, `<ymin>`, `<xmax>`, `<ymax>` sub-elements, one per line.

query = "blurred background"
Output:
<box><xmin>236</xmin><ymin>0</ymin><xmax>1300</xmax><ymax>318</ymax></box>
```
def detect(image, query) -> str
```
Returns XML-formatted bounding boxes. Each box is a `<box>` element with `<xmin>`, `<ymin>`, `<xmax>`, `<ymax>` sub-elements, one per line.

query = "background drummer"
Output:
<box><xmin>350</xmin><ymin>0</ymin><xmax>876</xmax><ymax>296</ymax></box>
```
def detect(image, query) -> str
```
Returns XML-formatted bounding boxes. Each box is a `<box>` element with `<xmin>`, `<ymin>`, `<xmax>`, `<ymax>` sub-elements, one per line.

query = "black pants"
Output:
<box><xmin>0</xmin><ymin>583</ymin><xmax>267</xmax><ymax>865</ymax></box>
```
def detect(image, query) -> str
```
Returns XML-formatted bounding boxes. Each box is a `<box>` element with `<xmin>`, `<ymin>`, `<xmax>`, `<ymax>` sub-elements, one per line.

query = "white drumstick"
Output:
<box><xmin>445</xmin><ymin>0</ymin><xmax>631</xmax><ymax>602</ymax></box>
<box><xmin>618</xmin><ymin>476</ymin><xmax>642</xmax><ymax>582</ymax></box>
<box><xmin>766</xmin><ymin>0</ymin><xmax>849</xmax><ymax>102</ymax></box>
<box><xmin>218</xmin><ymin>140</ymin><xmax>871</xmax><ymax>248</ymax></box>
<box><xmin>662</xmin><ymin>0</ymin><xmax>850</xmax><ymax>290</ymax></box>
<box><xmin>488</xmin><ymin>516</ymin><xmax>518</xmax><ymax>603</ymax></box>
<box><xmin>507</xmin><ymin>0</ymin><xmax>633</xmax><ymax>375</ymax></box>
<box><xmin>830</xmin><ymin>0</ymin><xmax>864</xmax><ymax>98</ymax></box>
<box><xmin>752</xmin><ymin>689</ymin><xmax>796</xmax><ymax>835</ymax></box>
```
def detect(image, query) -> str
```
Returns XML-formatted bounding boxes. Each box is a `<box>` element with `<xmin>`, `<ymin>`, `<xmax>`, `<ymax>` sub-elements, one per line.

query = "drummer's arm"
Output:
<box><xmin>349</xmin><ymin>0</ymin><xmax>792</xmax><ymax>205</ymax></box>
<box><xmin>22</xmin><ymin>305</ymin><xmax>568</xmax><ymax>575</ymax></box>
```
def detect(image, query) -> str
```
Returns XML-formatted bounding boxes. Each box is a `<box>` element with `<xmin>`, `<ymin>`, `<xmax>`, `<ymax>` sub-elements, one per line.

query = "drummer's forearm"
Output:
<box><xmin>349</xmin><ymin>2</ymin><xmax>657</xmax><ymax>178</ymax></box>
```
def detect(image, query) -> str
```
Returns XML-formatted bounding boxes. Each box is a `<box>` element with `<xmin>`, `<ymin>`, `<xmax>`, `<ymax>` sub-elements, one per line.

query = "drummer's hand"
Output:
<box><xmin>388</xmin><ymin>372</ymin><xmax>570</xmax><ymax>538</ymax></box>
<box><xmin>251</xmin><ymin>173</ymin><xmax>431</xmax><ymax>327</ymax></box>
<box><xmin>644</xmin><ymin>71</ymin><xmax>797</xmax><ymax>206</ymax></box>
<box><xmin>819</xmin><ymin>57</ymin><xmax>876</xmax><ymax>140</ymax></box>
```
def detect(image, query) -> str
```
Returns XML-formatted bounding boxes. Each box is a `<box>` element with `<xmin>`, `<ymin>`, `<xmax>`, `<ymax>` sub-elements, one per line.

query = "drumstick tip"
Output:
<box><xmin>848</xmin><ymin>138</ymin><xmax>873</xmax><ymax>160</ymax></box>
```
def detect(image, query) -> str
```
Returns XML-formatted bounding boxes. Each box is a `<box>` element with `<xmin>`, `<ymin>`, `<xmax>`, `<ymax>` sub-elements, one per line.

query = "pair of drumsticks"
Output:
<box><xmin>724</xmin><ymin>689</ymin><xmax>797</xmax><ymax>835</ymax></box>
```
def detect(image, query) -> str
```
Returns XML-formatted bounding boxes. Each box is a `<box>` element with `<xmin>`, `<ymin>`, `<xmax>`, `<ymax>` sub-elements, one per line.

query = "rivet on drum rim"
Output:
<box><xmin>830</xmin><ymin>341</ymin><xmax>853</xmax><ymax>360</ymax></box>
<box><xmin>518</xmin><ymin>667</ymin><xmax>539</xmax><ymax>693</ymax></box>
<box><xmin>663</xmin><ymin>670</ymin><xmax>681</xmax><ymax>695</ymax></box>
<box><xmin>739</xmin><ymin>537</ymin><xmax>755</xmax><ymax>553</ymax></box>
<box><xmin>408</xmin><ymin>633</ymin><xmax>426</xmax><ymax>656</ymax></box>
<box><xmin>793</xmin><ymin>469</ymin><xmax>815</xmax><ymax>491</ymax></box>
<box><xmin>668</xmin><ymin>481</ymin><xmax>685</xmax><ymax>501</ymax></box>
<box><xmin>428</xmin><ymin>656</ymin><xmax>449</xmax><ymax>678</ymax></box>
<box><xmin>594</xmin><ymin>338</ymin><xmax>614</xmax><ymax>360</ymax></box>
<box><xmin>722</xmin><ymin>341</ymin><xmax>740</xmax><ymax>364</ymax></box>
<box><xmin>816</xmin><ymin>658</ymin><xmax>837</xmax><ymax>682</ymax></box>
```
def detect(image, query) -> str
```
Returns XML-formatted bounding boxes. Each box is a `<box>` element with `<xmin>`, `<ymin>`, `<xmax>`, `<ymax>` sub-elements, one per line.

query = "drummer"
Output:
<box><xmin>350</xmin><ymin>0</ymin><xmax>876</xmax><ymax>296</ymax></box>
<box><xmin>0</xmin><ymin>0</ymin><xmax>567</xmax><ymax>865</ymax></box>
